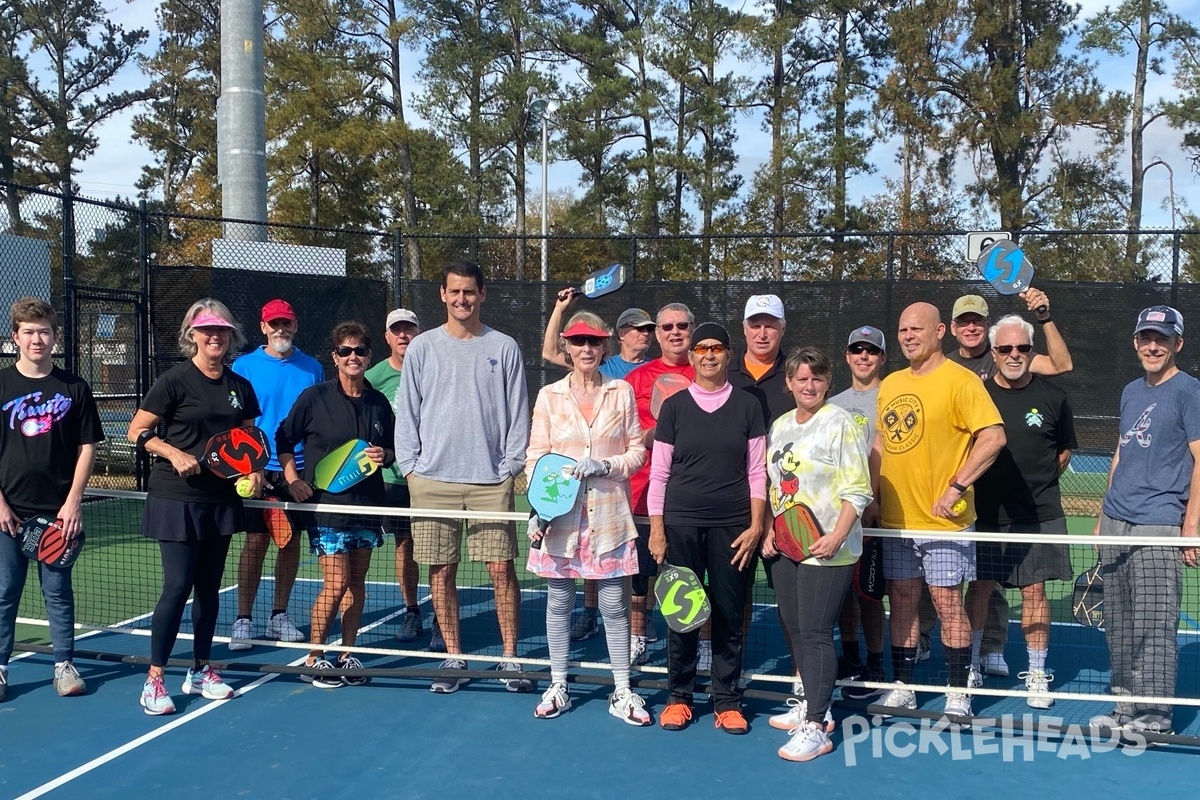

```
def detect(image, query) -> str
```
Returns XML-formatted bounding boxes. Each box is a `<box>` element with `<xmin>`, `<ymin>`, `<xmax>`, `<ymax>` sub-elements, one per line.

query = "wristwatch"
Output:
<box><xmin>950</xmin><ymin>479</ymin><xmax>969</xmax><ymax>493</ymax></box>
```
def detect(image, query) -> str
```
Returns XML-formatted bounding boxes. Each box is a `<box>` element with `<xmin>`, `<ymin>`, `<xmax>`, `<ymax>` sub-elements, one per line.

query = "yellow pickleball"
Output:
<box><xmin>952</xmin><ymin>498</ymin><xmax>967</xmax><ymax>516</ymax></box>
<box><xmin>236</xmin><ymin>477</ymin><xmax>254</xmax><ymax>498</ymax></box>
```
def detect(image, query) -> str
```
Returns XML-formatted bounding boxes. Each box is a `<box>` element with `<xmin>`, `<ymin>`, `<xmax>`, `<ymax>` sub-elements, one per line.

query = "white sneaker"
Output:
<box><xmin>793</xmin><ymin>675</ymin><xmax>805</xmax><ymax>697</ymax></box>
<box><xmin>183</xmin><ymin>665</ymin><xmax>236</xmax><ymax>700</ymax></box>
<box><xmin>140</xmin><ymin>675</ymin><xmax>176</xmax><ymax>715</ymax></box>
<box><xmin>878</xmin><ymin>682</ymin><xmax>917</xmax><ymax>717</ymax></box>
<box><xmin>534</xmin><ymin>683</ymin><xmax>571</xmax><ymax>719</ymax></box>
<box><xmin>779</xmin><ymin>720</ymin><xmax>834</xmax><ymax>762</ymax></box>
<box><xmin>769</xmin><ymin>697</ymin><xmax>836</xmax><ymax>732</ymax></box>
<box><xmin>495</xmin><ymin>660</ymin><xmax>534</xmax><ymax>693</ymax></box>
<box><xmin>968</xmin><ymin>665</ymin><xmax>984</xmax><ymax>689</ymax></box>
<box><xmin>430</xmin><ymin>659</ymin><xmax>469</xmax><ymax>694</ymax></box>
<box><xmin>266</xmin><ymin>612</ymin><xmax>305</xmax><ymax>642</ymax></box>
<box><xmin>697</xmin><ymin>640</ymin><xmax>713</xmax><ymax>674</ymax></box>
<box><xmin>630</xmin><ymin>635</ymin><xmax>648</xmax><ymax>666</ymax></box>
<box><xmin>229</xmin><ymin>618</ymin><xmax>253</xmax><ymax>651</ymax></box>
<box><xmin>609</xmin><ymin>687</ymin><xmax>652</xmax><ymax>726</ymax></box>
<box><xmin>1020</xmin><ymin>669</ymin><xmax>1054</xmax><ymax>709</ymax></box>
<box><xmin>982</xmin><ymin>652</ymin><xmax>1009</xmax><ymax>677</ymax></box>
<box><xmin>944</xmin><ymin>691</ymin><xmax>972</xmax><ymax>725</ymax></box>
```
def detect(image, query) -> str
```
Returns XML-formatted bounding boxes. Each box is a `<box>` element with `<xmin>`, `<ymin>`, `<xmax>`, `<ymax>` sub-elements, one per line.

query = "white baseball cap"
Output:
<box><xmin>743</xmin><ymin>294</ymin><xmax>785</xmax><ymax>321</ymax></box>
<box><xmin>386</xmin><ymin>308</ymin><xmax>420</xmax><ymax>329</ymax></box>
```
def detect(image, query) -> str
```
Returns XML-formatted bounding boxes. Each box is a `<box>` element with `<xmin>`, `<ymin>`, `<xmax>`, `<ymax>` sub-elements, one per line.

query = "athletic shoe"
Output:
<box><xmin>229</xmin><ymin>617</ymin><xmax>253</xmax><ymax>651</ymax></box>
<box><xmin>916</xmin><ymin>633</ymin><xmax>931</xmax><ymax>661</ymax></box>
<box><xmin>54</xmin><ymin>662</ymin><xmax>86</xmax><ymax>696</ymax></box>
<box><xmin>495</xmin><ymin>660</ymin><xmax>534</xmax><ymax>693</ymax></box>
<box><xmin>1088</xmin><ymin>712</ymin><xmax>1129</xmax><ymax>730</ymax></box>
<box><xmin>630</xmin><ymin>634</ymin><xmax>648</xmax><ymax>666</ymax></box>
<box><xmin>0</xmin><ymin>666</ymin><xmax>7</xmax><ymax>702</ymax></box>
<box><xmin>609</xmin><ymin>687</ymin><xmax>652</xmax><ymax>726</ymax></box>
<box><xmin>339</xmin><ymin>655</ymin><xmax>369</xmax><ymax>686</ymax></box>
<box><xmin>779</xmin><ymin>720</ymin><xmax>834</xmax><ymax>762</ymax></box>
<box><xmin>303</xmin><ymin>658</ymin><xmax>343</xmax><ymax>689</ymax></box>
<box><xmin>430</xmin><ymin>659</ymin><xmax>469</xmax><ymax>694</ymax></box>
<box><xmin>943</xmin><ymin>691</ymin><xmax>972</xmax><ymax>725</ymax></box>
<box><xmin>1123</xmin><ymin>718</ymin><xmax>1174</xmax><ymax>743</ymax></box>
<box><xmin>842</xmin><ymin>666</ymin><xmax>887</xmax><ymax>701</ymax></box>
<box><xmin>183</xmin><ymin>665</ymin><xmax>236</xmax><ymax>700</ymax></box>
<box><xmin>570</xmin><ymin>610</ymin><xmax>600</xmax><ymax>641</ymax></box>
<box><xmin>645</xmin><ymin>620</ymin><xmax>659</xmax><ymax>643</ymax></box>
<box><xmin>967</xmin><ymin>665</ymin><xmax>984</xmax><ymax>690</ymax></box>
<box><xmin>714</xmin><ymin>708</ymin><xmax>749</xmax><ymax>735</ymax></box>
<box><xmin>266</xmin><ymin>612</ymin><xmax>305</xmax><ymax>643</ymax></box>
<box><xmin>429</xmin><ymin>618</ymin><xmax>447</xmax><ymax>653</ymax></box>
<box><xmin>140</xmin><ymin>675</ymin><xmax>176</xmax><ymax>715</ymax></box>
<box><xmin>837</xmin><ymin>657</ymin><xmax>864</xmax><ymax>681</ymax></box>
<box><xmin>660</xmin><ymin>702</ymin><xmax>693</xmax><ymax>731</ymax></box>
<box><xmin>533</xmin><ymin>683</ymin><xmax>571</xmax><ymax>719</ymax></box>
<box><xmin>793</xmin><ymin>675</ymin><xmax>805</xmax><ymax>697</ymax></box>
<box><xmin>982</xmin><ymin>652</ymin><xmax>1009</xmax><ymax>677</ymax></box>
<box><xmin>877</xmin><ymin>682</ymin><xmax>917</xmax><ymax>717</ymax></box>
<box><xmin>1019</xmin><ymin>669</ymin><xmax>1053</xmax><ymax>709</ymax></box>
<box><xmin>396</xmin><ymin>610</ymin><xmax>423</xmax><ymax>643</ymax></box>
<box><xmin>769</xmin><ymin>697</ymin><xmax>836</xmax><ymax>733</ymax></box>
<box><xmin>697</xmin><ymin>640</ymin><xmax>713</xmax><ymax>674</ymax></box>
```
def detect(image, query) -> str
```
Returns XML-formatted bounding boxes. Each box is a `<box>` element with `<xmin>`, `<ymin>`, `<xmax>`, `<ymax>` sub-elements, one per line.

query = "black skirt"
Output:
<box><xmin>140</xmin><ymin>494</ymin><xmax>242</xmax><ymax>542</ymax></box>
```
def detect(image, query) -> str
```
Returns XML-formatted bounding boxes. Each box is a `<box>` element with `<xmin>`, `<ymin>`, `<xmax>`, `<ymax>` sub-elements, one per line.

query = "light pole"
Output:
<box><xmin>527</xmin><ymin>95</ymin><xmax>559</xmax><ymax>281</ymax></box>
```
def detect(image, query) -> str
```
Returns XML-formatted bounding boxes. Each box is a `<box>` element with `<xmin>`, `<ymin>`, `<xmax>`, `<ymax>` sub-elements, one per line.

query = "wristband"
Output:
<box><xmin>135</xmin><ymin>429</ymin><xmax>156</xmax><ymax>452</ymax></box>
<box><xmin>950</xmin><ymin>480</ymin><xmax>968</xmax><ymax>493</ymax></box>
<box><xmin>1036</xmin><ymin>315</ymin><xmax>1052</xmax><ymax>325</ymax></box>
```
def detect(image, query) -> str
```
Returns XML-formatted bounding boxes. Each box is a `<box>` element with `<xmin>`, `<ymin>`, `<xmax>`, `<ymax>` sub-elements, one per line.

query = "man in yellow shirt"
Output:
<box><xmin>871</xmin><ymin>302</ymin><xmax>1005</xmax><ymax>722</ymax></box>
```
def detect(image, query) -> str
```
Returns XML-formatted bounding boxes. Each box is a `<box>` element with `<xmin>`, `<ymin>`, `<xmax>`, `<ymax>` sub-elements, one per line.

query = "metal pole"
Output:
<box><xmin>540</xmin><ymin>115</ymin><xmax>549</xmax><ymax>282</ymax></box>
<box><xmin>218</xmin><ymin>0</ymin><xmax>268</xmax><ymax>241</ymax></box>
<box><xmin>61</xmin><ymin>181</ymin><xmax>76</xmax><ymax>375</ymax></box>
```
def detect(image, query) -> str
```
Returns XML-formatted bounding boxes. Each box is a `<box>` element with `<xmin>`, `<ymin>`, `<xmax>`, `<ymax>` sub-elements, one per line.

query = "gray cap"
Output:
<box><xmin>386</xmin><ymin>308</ymin><xmax>420</xmax><ymax>329</ymax></box>
<box><xmin>616</xmin><ymin>308</ymin><xmax>655</xmax><ymax>329</ymax></box>
<box><xmin>847</xmin><ymin>325</ymin><xmax>886</xmax><ymax>353</ymax></box>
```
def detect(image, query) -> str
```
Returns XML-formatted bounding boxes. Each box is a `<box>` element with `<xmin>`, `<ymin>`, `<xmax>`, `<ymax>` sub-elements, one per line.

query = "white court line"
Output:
<box><xmin>16</xmin><ymin>599</ymin><xmax>402</xmax><ymax>799</ymax></box>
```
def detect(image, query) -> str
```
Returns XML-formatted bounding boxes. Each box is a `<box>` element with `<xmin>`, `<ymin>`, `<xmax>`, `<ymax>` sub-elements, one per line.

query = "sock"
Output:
<box><xmin>193</xmin><ymin>659</ymin><xmax>204</xmax><ymax>673</ymax></box>
<box><xmin>891</xmin><ymin>645</ymin><xmax>917</xmax><ymax>683</ymax></box>
<box><xmin>946</xmin><ymin>646</ymin><xmax>972</xmax><ymax>688</ymax></box>
<box><xmin>406</xmin><ymin>604</ymin><xmax>420</xmax><ymax>614</ymax></box>
<box><xmin>236</xmin><ymin>614</ymin><xmax>251</xmax><ymax>622</ymax></box>
<box><xmin>970</xmin><ymin>630</ymin><xmax>983</xmax><ymax>667</ymax></box>
<box><xmin>1027</xmin><ymin>648</ymin><xmax>1047</xmax><ymax>672</ymax></box>
<box><xmin>867</xmin><ymin>651</ymin><xmax>885</xmax><ymax>673</ymax></box>
<box><xmin>841</xmin><ymin>639</ymin><xmax>861</xmax><ymax>665</ymax></box>
<box><xmin>271</xmin><ymin>608</ymin><xmax>286</xmax><ymax>619</ymax></box>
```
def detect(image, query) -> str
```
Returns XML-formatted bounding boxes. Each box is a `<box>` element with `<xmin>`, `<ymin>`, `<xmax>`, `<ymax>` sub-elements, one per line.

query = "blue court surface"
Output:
<box><xmin>5</xmin><ymin>579</ymin><xmax>1200</xmax><ymax>799</ymax></box>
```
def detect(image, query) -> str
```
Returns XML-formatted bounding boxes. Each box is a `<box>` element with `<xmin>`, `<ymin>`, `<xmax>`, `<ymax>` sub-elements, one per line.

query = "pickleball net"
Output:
<box><xmin>13</xmin><ymin>489</ymin><xmax>1200</xmax><ymax>742</ymax></box>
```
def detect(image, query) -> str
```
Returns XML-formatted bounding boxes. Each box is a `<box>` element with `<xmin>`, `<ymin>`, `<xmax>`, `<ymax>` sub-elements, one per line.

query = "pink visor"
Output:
<box><xmin>191</xmin><ymin>311</ymin><xmax>238</xmax><ymax>329</ymax></box>
<box><xmin>562</xmin><ymin>322</ymin><xmax>610</xmax><ymax>339</ymax></box>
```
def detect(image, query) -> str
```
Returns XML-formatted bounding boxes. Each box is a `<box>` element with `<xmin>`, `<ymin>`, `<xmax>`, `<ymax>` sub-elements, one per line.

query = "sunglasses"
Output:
<box><xmin>994</xmin><ymin>344</ymin><xmax>1033</xmax><ymax>355</ymax></box>
<box><xmin>566</xmin><ymin>336</ymin><xmax>606</xmax><ymax>347</ymax></box>
<box><xmin>659</xmin><ymin>322</ymin><xmax>691</xmax><ymax>332</ymax></box>
<box><xmin>334</xmin><ymin>345</ymin><xmax>370</xmax><ymax>357</ymax></box>
<box><xmin>691</xmin><ymin>343</ymin><xmax>728</xmax><ymax>355</ymax></box>
<box><xmin>848</xmin><ymin>344</ymin><xmax>882</xmax><ymax>356</ymax></box>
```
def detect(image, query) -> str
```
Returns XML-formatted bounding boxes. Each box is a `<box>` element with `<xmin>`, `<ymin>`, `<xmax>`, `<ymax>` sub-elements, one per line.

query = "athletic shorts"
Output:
<box><xmin>407</xmin><ymin>474</ymin><xmax>516</xmax><ymax>566</ymax></box>
<box><xmin>381</xmin><ymin>482</ymin><xmax>412</xmax><ymax>540</ymax></box>
<box><xmin>140</xmin><ymin>494</ymin><xmax>240</xmax><ymax>543</ymax></box>
<box><xmin>243</xmin><ymin>470</ymin><xmax>304</xmax><ymax>537</ymax></box>
<box><xmin>883</xmin><ymin>526</ymin><xmax>976</xmax><ymax>587</ymax></box>
<box><xmin>975</xmin><ymin>518</ymin><xmax>1072</xmax><ymax>587</ymax></box>
<box><xmin>308</xmin><ymin>526</ymin><xmax>384</xmax><ymax>557</ymax></box>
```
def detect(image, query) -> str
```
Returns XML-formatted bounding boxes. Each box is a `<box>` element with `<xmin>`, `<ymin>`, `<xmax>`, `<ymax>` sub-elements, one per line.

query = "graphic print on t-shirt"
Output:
<box><xmin>3</xmin><ymin>391</ymin><xmax>74</xmax><ymax>437</ymax></box>
<box><xmin>1119</xmin><ymin>403</ymin><xmax>1155</xmax><ymax>448</ymax></box>
<box><xmin>881</xmin><ymin>393</ymin><xmax>923</xmax><ymax>453</ymax></box>
<box><xmin>1025</xmin><ymin>407</ymin><xmax>1044</xmax><ymax>427</ymax></box>
<box><xmin>769</xmin><ymin>443</ymin><xmax>802</xmax><ymax>511</ymax></box>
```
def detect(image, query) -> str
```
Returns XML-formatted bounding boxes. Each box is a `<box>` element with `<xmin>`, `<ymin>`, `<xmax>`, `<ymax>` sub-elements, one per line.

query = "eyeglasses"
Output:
<box><xmin>691</xmin><ymin>343</ymin><xmax>727</xmax><ymax>355</ymax></box>
<box><xmin>658</xmin><ymin>322</ymin><xmax>691</xmax><ymax>332</ymax></box>
<box><xmin>848</xmin><ymin>344</ymin><xmax>882</xmax><ymax>356</ymax></box>
<box><xmin>194</xmin><ymin>327</ymin><xmax>231</xmax><ymax>337</ymax></box>
<box><xmin>334</xmin><ymin>345</ymin><xmax>370</xmax><ymax>357</ymax></box>
<box><xmin>994</xmin><ymin>344</ymin><xmax>1033</xmax><ymax>355</ymax></box>
<box><xmin>566</xmin><ymin>336</ymin><xmax>606</xmax><ymax>347</ymax></box>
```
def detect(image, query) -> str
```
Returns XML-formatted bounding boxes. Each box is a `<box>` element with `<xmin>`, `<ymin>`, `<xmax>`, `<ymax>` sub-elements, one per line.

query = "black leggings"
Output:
<box><xmin>770</xmin><ymin>558</ymin><xmax>855</xmax><ymax>720</ymax></box>
<box><xmin>150</xmin><ymin>536</ymin><xmax>233</xmax><ymax>668</ymax></box>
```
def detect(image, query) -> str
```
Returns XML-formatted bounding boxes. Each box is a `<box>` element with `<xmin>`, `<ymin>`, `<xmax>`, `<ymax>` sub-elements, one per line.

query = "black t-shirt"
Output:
<box><xmin>975</xmin><ymin>376</ymin><xmax>1077</xmax><ymax>525</ymax></box>
<box><xmin>657</xmin><ymin>388</ymin><xmax>766</xmax><ymax>527</ymax></box>
<box><xmin>141</xmin><ymin>360</ymin><xmax>261</xmax><ymax>502</ymax></box>
<box><xmin>946</xmin><ymin>348</ymin><xmax>995</xmax><ymax>381</ymax></box>
<box><xmin>0</xmin><ymin>365</ymin><xmax>104</xmax><ymax>517</ymax></box>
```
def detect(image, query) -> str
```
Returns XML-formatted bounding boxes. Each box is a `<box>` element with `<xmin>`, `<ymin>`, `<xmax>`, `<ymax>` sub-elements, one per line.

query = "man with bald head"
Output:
<box><xmin>872</xmin><ymin>302</ymin><xmax>1005</xmax><ymax>722</ymax></box>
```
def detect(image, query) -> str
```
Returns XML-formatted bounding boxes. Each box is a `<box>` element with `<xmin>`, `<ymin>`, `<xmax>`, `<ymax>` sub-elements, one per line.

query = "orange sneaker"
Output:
<box><xmin>660</xmin><ymin>702</ymin><xmax>693</xmax><ymax>731</ymax></box>
<box><xmin>715</xmin><ymin>708</ymin><xmax>749</xmax><ymax>735</ymax></box>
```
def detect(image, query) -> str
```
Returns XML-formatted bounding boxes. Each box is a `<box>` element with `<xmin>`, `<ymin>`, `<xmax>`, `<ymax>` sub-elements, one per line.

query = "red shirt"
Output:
<box><xmin>624</xmin><ymin>358</ymin><xmax>695</xmax><ymax>514</ymax></box>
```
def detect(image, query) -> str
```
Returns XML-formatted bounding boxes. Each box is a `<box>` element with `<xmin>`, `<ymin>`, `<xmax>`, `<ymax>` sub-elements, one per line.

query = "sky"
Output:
<box><xmin>71</xmin><ymin>0</ymin><xmax>1200</xmax><ymax>233</ymax></box>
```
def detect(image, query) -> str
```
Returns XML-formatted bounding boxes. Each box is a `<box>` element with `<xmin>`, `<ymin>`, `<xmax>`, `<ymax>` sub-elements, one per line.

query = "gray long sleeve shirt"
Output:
<box><xmin>394</xmin><ymin>325</ymin><xmax>530</xmax><ymax>484</ymax></box>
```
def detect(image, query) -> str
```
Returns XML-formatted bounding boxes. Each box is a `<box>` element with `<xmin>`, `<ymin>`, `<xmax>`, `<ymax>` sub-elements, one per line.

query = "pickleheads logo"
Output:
<box><xmin>3</xmin><ymin>391</ymin><xmax>73</xmax><ymax>436</ymax></box>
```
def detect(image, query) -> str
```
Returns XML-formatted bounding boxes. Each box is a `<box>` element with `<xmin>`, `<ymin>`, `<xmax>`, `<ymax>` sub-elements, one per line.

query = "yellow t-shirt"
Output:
<box><xmin>876</xmin><ymin>359</ymin><xmax>1002</xmax><ymax>532</ymax></box>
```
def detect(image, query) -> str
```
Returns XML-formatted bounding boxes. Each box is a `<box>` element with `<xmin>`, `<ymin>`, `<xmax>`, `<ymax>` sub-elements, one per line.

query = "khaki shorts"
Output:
<box><xmin>407</xmin><ymin>474</ymin><xmax>517</xmax><ymax>565</ymax></box>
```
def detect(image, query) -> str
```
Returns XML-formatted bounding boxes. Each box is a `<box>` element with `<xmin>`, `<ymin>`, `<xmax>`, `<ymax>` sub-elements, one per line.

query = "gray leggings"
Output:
<box><xmin>546</xmin><ymin>577</ymin><xmax>631</xmax><ymax>690</ymax></box>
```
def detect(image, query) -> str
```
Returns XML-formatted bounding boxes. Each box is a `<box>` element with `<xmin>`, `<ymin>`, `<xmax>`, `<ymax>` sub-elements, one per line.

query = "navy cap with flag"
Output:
<box><xmin>1134</xmin><ymin>306</ymin><xmax>1184</xmax><ymax>337</ymax></box>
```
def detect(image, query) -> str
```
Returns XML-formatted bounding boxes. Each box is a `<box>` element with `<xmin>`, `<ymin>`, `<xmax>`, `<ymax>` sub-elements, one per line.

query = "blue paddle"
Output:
<box><xmin>975</xmin><ymin>240</ymin><xmax>1047</xmax><ymax>314</ymax></box>
<box><xmin>528</xmin><ymin>453</ymin><xmax>582</xmax><ymax>549</ymax></box>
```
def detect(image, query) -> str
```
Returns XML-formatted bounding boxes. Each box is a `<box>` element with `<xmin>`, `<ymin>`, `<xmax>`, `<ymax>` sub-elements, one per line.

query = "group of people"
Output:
<box><xmin>1</xmin><ymin>262</ymin><xmax>1197</xmax><ymax>758</ymax></box>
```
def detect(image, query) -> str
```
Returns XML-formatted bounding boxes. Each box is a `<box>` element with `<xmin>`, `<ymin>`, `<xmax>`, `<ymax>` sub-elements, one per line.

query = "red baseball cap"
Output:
<box><xmin>261</xmin><ymin>299</ymin><xmax>296</xmax><ymax>323</ymax></box>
